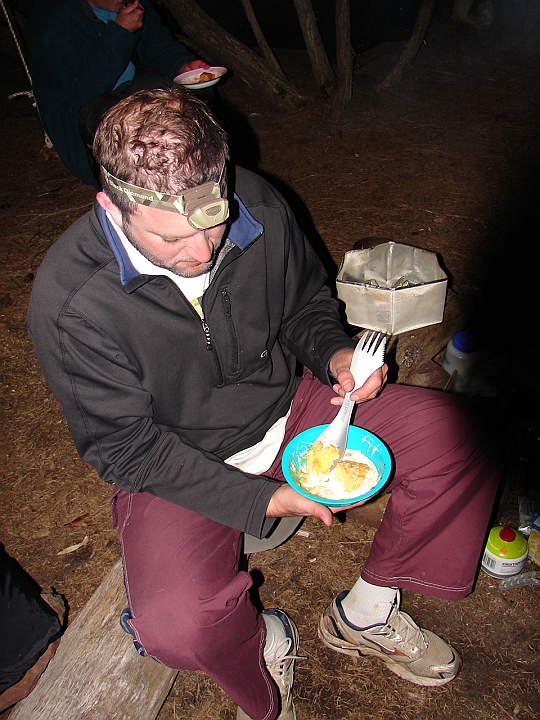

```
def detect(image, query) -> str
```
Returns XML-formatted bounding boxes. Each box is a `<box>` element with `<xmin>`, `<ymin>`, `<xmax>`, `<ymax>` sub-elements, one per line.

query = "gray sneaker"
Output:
<box><xmin>318</xmin><ymin>591</ymin><xmax>462</xmax><ymax>687</ymax></box>
<box><xmin>237</xmin><ymin>609</ymin><xmax>299</xmax><ymax>720</ymax></box>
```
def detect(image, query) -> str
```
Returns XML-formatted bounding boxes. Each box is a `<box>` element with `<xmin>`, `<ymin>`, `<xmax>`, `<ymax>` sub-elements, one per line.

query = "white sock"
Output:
<box><xmin>263</xmin><ymin>613</ymin><xmax>288</xmax><ymax>662</ymax></box>
<box><xmin>340</xmin><ymin>577</ymin><xmax>398</xmax><ymax>628</ymax></box>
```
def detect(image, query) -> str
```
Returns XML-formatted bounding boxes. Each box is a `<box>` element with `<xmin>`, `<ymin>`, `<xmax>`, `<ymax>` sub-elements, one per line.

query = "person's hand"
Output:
<box><xmin>178</xmin><ymin>60</ymin><xmax>211</xmax><ymax>74</ymax></box>
<box><xmin>329</xmin><ymin>347</ymin><xmax>387</xmax><ymax>405</ymax></box>
<box><xmin>116</xmin><ymin>1</ymin><xmax>145</xmax><ymax>32</ymax></box>
<box><xmin>265</xmin><ymin>483</ymin><xmax>368</xmax><ymax>526</ymax></box>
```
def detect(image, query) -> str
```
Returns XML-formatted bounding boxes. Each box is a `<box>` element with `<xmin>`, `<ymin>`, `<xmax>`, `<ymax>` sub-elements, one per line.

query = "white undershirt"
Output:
<box><xmin>109</xmin><ymin>213</ymin><xmax>211</xmax><ymax>301</ymax></box>
<box><xmin>110</xmin><ymin>213</ymin><xmax>289</xmax><ymax>474</ymax></box>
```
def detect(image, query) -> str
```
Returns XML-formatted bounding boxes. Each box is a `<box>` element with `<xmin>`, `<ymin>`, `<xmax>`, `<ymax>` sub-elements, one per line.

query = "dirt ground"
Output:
<box><xmin>1</xmin><ymin>0</ymin><xmax>540</xmax><ymax>718</ymax></box>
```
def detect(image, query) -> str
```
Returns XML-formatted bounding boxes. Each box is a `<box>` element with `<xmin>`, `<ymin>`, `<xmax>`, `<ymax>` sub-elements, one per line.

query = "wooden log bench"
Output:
<box><xmin>10</xmin><ymin>291</ymin><xmax>472</xmax><ymax>719</ymax></box>
<box><xmin>8</xmin><ymin>560</ymin><xmax>178</xmax><ymax>720</ymax></box>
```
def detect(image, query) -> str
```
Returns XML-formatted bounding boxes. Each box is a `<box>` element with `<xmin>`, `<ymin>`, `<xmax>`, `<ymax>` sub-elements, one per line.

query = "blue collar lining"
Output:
<box><xmin>97</xmin><ymin>204</ymin><xmax>139</xmax><ymax>285</ymax></box>
<box><xmin>228</xmin><ymin>197</ymin><xmax>263</xmax><ymax>249</ymax></box>
<box><xmin>97</xmin><ymin>195</ymin><xmax>263</xmax><ymax>285</ymax></box>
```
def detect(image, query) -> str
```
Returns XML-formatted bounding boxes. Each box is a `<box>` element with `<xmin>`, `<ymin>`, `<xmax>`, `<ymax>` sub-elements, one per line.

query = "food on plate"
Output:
<box><xmin>183</xmin><ymin>71</ymin><xmax>217</xmax><ymax>84</ymax></box>
<box><xmin>175</xmin><ymin>68</ymin><xmax>227</xmax><ymax>86</ymax></box>
<box><xmin>298</xmin><ymin>442</ymin><xmax>378</xmax><ymax>500</ymax></box>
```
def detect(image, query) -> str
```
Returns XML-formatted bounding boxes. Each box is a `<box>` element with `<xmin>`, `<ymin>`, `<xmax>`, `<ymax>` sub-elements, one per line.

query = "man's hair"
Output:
<box><xmin>93</xmin><ymin>87</ymin><xmax>229</xmax><ymax>218</ymax></box>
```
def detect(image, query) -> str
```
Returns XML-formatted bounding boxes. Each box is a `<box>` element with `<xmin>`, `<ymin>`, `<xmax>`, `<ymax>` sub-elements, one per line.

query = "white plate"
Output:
<box><xmin>174</xmin><ymin>66</ymin><xmax>227</xmax><ymax>89</ymax></box>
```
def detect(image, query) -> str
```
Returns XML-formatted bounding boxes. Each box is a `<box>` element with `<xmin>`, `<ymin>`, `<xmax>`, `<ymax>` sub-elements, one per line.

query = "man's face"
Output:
<box><xmin>87</xmin><ymin>0</ymin><xmax>125</xmax><ymax>13</ymax></box>
<box><xmin>119</xmin><ymin>204</ymin><xmax>227</xmax><ymax>278</ymax></box>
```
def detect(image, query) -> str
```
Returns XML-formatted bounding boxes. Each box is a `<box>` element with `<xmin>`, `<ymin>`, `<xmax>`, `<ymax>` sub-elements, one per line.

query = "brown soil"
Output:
<box><xmin>1</xmin><ymin>1</ymin><xmax>539</xmax><ymax>718</ymax></box>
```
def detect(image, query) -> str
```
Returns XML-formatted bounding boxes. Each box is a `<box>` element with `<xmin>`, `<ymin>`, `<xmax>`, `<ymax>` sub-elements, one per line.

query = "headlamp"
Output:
<box><xmin>101</xmin><ymin>163</ymin><xmax>229</xmax><ymax>230</ymax></box>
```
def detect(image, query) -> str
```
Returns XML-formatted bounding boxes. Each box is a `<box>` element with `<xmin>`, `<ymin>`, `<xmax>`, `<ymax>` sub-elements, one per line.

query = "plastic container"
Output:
<box><xmin>336</xmin><ymin>242</ymin><xmax>447</xmax><ymax>334</ymax></box>
<box><xmin>442</xmin><ymin>331</ymin><xmax>480</xmax><ymax>391</ymax></box>
<box><xmin>481</xmin><ymin>526</ymin><xmax>529</xmax><ymax>578</ymax></box>
<box><xmin>499</xmin><ymin>570</ymin><xmax>540</xmax><ymax>589</ymax></box>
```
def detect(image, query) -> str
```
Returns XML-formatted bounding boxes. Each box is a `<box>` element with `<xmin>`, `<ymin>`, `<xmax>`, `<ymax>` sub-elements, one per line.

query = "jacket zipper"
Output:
<box><xmin>201</xmin><ymin>318</ymin><xmax>213</xmax><ymax>351</ymax></box>
<box><xmin>220</xmin><ymin>289</ymin><xmax>239</xmax><ymax>374</ymax></box>
<box><xmin>200</xmin><ymin>318</ymin><xmax>224</xmax><ymax>386</ymax></box>
<box><xmin>161</xmin><ymin>279</ymin><xmax>224</xmax><ymax>387</ymax></box>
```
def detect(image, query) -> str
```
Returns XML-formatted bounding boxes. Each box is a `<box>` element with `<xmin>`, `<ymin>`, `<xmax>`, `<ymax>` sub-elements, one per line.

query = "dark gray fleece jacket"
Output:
<box><xmin>27</xmin><ymin>167</ymin><xmax>355</xmax><ymax>537</ymax></box>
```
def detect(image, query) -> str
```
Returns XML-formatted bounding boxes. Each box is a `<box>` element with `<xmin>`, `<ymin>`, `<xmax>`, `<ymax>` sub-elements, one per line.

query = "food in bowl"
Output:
<box><xmin>298</xmin><ymin>441</ymin><xmax>378</xmax><ymax>500</ymax></box>
<box><xmin>305</xmin><ymin>440</ymin><xmax>340</xmax><ymax>475</ymax></box>
<box><xmin>282</xmin><ymin>425</ymin><xmax>391</xmax><ymax>507</ymax></box>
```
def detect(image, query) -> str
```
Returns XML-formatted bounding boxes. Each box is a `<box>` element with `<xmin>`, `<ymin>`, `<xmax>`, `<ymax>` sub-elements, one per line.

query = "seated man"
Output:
<box><xmin>27</xmin><ymin>87</ymin><xmax>500</xmax><ymax>720</ymax></box>
<box><xmin>24</xmin><ymin>0</ymin><xmax>211</xmax><ymax>187</ymax></box>
<box><xmin>0</xmin><ymin>545</ymin><xmax>65</xmax><ymax>713</ymax></box>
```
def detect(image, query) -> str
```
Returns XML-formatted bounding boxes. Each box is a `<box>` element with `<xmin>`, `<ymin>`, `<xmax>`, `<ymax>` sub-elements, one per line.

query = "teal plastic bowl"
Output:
<box><xmin>281</xmin><ymin>424</ymin><xmax>392</xmax><ymax>507</ymax></box>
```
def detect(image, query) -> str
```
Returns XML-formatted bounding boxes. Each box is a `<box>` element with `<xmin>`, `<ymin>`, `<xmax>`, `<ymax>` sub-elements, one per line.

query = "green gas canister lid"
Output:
<box><xmin>482</xmin><ymin>526</ymin><xmax>529</xmax><ymax>578</ymax></box>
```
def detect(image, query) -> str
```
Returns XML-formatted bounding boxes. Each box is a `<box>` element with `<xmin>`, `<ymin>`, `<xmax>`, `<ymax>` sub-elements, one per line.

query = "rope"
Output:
<box><xmin>0</xmin><ymin>0</ymin><xmax>32</xmax><ymax>86</ymax></box>
<box><xmin>0</xmin><ymin>0</ymin><xmax>53</xmax><ymax>148</ymax></box>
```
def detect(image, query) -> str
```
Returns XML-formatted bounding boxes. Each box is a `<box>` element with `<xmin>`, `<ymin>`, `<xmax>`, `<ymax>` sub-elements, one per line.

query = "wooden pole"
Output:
<box><xmin>9</xmin><ymin>560</ymin><xmax>178</xmax><ymax>720</ymax></box>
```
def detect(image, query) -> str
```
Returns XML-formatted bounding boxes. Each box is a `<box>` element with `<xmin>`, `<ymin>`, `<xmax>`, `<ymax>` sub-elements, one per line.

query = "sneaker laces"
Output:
<box><xmin>374</xmin><ymin>606</ymin><xmax>428</xmax><ymax>658</ymax></box>
<box><xmin>266</xmin><ymin>636</ymin><xmax>303</xmax><ymax>701</ymax></box>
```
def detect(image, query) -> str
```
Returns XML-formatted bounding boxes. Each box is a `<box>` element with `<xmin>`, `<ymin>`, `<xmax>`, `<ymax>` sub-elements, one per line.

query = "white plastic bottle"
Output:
<box><xmin>442</xmin><ymin>331</ymin><xmax>480</xmax><ymax>392</ymax></box>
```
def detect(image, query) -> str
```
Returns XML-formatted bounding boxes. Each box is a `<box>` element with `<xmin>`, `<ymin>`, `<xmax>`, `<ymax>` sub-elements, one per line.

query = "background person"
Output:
<box><xmin>27</xmin><ymin>87</ymin><xmax>500</xmax><ymax>720</ymax></box>
<box><xmin>25</xmin><ymin>0</ymin><xmax>212</xmax><ymax>187</ymax></box>
<box><xmin>0</xmin><ymin>545</ymin><xmax>65</xmax><ymax>713</ymax></box>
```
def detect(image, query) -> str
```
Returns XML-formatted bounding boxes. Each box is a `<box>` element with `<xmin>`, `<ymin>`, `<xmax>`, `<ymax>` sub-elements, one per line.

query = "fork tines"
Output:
<box><xmin>358</xmin><ymin>329</ymin><xmax>389</xmax><ymax>353</ymax></box>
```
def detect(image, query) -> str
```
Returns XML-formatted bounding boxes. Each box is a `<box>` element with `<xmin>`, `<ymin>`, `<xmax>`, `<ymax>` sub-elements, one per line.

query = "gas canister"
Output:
<box><xmin>481</xmin><ymin>526</ymin><xmax>528</xmax><ymax>578</ymax></box>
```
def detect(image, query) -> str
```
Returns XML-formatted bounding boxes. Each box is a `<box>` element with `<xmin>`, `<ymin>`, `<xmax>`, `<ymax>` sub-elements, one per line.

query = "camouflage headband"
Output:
<box><xmin>101</xmin><ymin>163</ymin><xmax>227</xmax><ymax>215</ymax></box>
<box><xmin>101</xmin><ymin>163</ymin><xmax>229</xmax><ymax>229</ymax></box>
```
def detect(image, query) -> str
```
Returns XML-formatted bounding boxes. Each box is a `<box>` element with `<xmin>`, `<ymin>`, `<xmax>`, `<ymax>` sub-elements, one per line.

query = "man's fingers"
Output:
<box><xmin>124</xmin><ymin>1</ymin><xmax>143</xmax><ymax>11</ymax></box>
<box><xmin>312</xmin><ymin>504</ymin><xmax>334</xmax><ymax>526</ymax></box>
<box><xmin>266</xmin><ymin>484</ymin><xmax>334</xmax><ymax>526</ymax></box>
<box><xmin>330</xmin><ymin>365</ymin><xmax>387</xmax><ymax>405</ymax></box>
<box><xmin>331</xmin><ymin>498</ymin><xmax>369</xmax><ymax>512</ymax></box>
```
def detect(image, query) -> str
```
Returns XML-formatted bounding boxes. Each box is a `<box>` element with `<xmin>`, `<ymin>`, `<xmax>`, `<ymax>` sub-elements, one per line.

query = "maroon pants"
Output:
<box><xmin>112</xmin><ymin>376</ymin><xmax>500</xmax><ymax>720</ymax></box>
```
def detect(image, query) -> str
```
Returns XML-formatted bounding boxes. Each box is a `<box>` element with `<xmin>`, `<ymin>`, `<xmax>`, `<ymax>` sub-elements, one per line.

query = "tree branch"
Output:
<box><xmin>160</xmin><ymin>0</ymin><xmax>306</xmax><ymax>107</ymax></box>
<box><xmin>377</xmin><ymin>0</ymin><xmax>436</xmax><ymax>92</ymax></box>
<box><xmin>292</xmin><ymin>0</ymin><xmax>335</xmax><ymax>95</ymax></box>
<box><xmin>333</xmin><ymin>0</ymin><xmax>354</xmax><ymax>114</ymax></box>
<box><xmin>239</xmin><ymin>0</ymin><xmax>286</xmax><ymax>79</ymax></box>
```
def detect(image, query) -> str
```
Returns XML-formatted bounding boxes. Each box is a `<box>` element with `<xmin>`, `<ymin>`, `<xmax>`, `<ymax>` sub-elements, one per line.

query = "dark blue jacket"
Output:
<box><xmin>25</xmin><ymin>0</ymin><xmax>195</xmax><ymax>187</ymax></box>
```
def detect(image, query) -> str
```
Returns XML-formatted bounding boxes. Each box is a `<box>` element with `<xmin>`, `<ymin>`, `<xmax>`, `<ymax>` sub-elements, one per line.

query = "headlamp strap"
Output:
<box><xmin>101</xmin><ymin>164</ymin><xmax>226</xmax><ymax>216</ymax></box>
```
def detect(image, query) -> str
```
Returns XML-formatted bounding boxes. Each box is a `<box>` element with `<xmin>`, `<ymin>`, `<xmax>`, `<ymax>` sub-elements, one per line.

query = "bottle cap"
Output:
<box><xmin>485</xmin><ymin>526</ymin><xmax>528</xmax><ymax>559</ymax></box>
<box><xmin>453</xmin><ymin>331</ymin><xmax>478</xmax><ymax>353</ymax></box>
<box><xmin>499</xmin><ymin>527</ymin><xmax>516</xmax><ymax>543</ymax></box>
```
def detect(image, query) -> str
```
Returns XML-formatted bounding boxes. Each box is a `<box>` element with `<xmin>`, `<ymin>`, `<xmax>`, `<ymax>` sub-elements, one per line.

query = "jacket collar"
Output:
<box><xmin>96</xmin><ymin>195</ymin><xmax>263</xmax><ymax>286</ymax></box>
<box><xmin>227</xmin><ymin>197</ymin><xmax>263</xmax><ymax>250</ymax></box>
<box><xmin>81</xmin><ymin>0</ymin><xmax>101</xmax><ymax>23</ymax></box>
<box><xmin>97</xmin><ymin>204</ymin><xmax>139</xmax><ymax>285</ymax></box>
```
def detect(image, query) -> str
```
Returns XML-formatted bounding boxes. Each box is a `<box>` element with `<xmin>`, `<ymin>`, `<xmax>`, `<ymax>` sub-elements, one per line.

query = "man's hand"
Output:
<box><xmin>178</xmin><ymin>60</ymin><xmax>211</xmax><ymax>74</ymax></box>
<box><xmin>329</xmin><ymin>347</ymin><xmax>387</xmax><ymax>405</ymax></box>
<box><xmin>116</xmin><ymin>1</ymin><xmax>145</xmax><ymax>32</ymax></box>
<box><xmin>265</xmin><ymin>483</ymin><xmax>367</xmax><ymax>526</ymax></box>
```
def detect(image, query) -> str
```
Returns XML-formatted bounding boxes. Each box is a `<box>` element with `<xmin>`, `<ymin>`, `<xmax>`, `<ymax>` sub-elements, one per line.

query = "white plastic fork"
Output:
<box><xmin>314</xmin><ymin>330</ymin><xmax>387</xmax><ymax>464</ymax></box>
